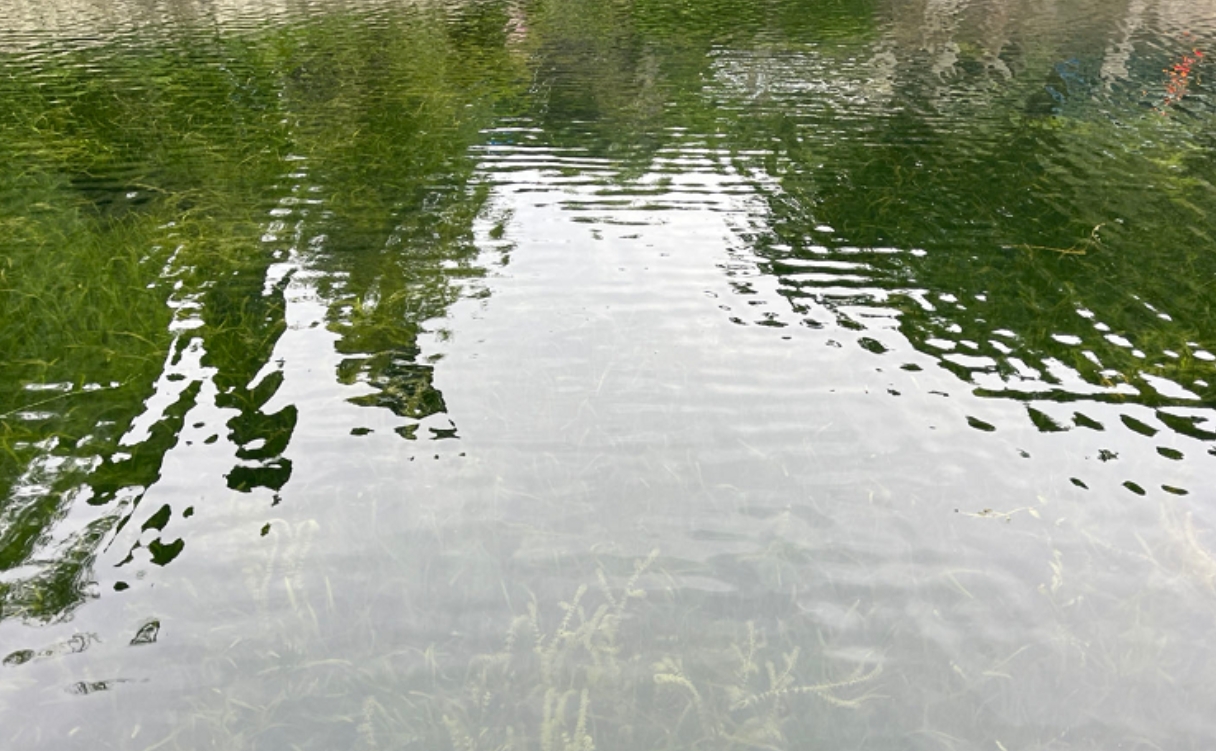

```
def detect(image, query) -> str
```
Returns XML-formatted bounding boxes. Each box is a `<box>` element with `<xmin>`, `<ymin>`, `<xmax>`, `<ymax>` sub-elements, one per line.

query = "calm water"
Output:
<box><xmin>3</xmin><ymin>0</ymin><xmax>1216</xmax><ymax>748</ymax></box>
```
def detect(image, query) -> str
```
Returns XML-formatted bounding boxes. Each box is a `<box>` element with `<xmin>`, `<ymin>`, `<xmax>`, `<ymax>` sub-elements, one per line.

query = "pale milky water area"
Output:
<box><xmin>2</xmin><ymin>1</ymin><xmax>1216</xmax><ymax>749</ymax></box>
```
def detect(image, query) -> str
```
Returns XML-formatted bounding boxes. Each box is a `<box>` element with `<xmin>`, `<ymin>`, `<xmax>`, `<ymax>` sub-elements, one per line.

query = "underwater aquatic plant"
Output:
<box><xmin>397</xmin><ymin>550</ymin><xmax>882</xmax><ymax>751</ymax></box>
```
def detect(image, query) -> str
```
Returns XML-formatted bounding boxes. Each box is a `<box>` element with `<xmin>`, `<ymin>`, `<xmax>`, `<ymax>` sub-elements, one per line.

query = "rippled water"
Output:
<box><xmin>3</xmin><ymin>0</ymin><xmax>1216</xmax><ymax>748</ymax></box>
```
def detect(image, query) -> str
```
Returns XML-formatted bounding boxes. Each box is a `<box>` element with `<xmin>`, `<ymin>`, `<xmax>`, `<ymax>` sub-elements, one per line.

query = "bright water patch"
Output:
<box><xmin>3</xmin><ymin>0</ymin><xmax>1216</xmax><ymax>749</ymax></box>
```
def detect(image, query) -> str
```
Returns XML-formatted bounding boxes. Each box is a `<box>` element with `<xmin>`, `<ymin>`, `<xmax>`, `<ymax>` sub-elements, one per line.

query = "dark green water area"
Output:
<box><xmin>2</xmin><ymin>0</ymin><xmax>1216</xmax><ymax>747</ymax></box>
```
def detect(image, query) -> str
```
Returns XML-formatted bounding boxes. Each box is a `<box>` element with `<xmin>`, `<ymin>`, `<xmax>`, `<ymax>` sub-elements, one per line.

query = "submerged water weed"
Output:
<box><xmin>147</xmin><ymin>516</ymin><xmax>344</xmax><ymax>751</ymax></box>
<box><xmin>350</xmin><ymin>550</ymin><xmax>882</xmax><ymax>751</ymax></box>
<box><xmin>244</xmin><ymin>518</ymin><xmax>322</xmax><ymax>633</ymax></box>
<box><xmin>1154</xmin><ymin>501</ymin><xmax>1216</xmax><ymax>594</ymax></box>
<box><xmin>428</xmin><ymin>550</ymin><xmax>658</xmax><ymax>751</ymax></box>
<box><xmin>1077</xmin><ymin>498</ymin><xmax>1216</xmax><ymax>599</ymax></box>
<box><xmin>652</xmin><ymin>622</ymin><xmax>882</xmax><ymax>750</ymax></box>
<box><xmin>1016</xmin><ymin>223</ymin><xmax>1106</xmax><ymax>256</ymax></box>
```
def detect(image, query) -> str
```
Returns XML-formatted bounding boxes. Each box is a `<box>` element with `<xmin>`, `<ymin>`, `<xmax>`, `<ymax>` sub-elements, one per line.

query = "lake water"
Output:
<box><xmin>2</xmin><ymin>0</ymin><xmax>1216</xmax><ymax>748</ymax></box>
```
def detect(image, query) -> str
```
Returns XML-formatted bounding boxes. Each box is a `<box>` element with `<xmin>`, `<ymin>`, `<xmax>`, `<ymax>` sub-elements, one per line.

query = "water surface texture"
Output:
<box><xmin>3</xmin><ymin>0</ymin><xmax>1216</xmax><ymax>748</ymax></box>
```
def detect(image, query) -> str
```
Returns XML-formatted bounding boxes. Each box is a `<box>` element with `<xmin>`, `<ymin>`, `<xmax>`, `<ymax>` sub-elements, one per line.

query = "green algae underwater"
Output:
<box><xmin>3</xmin><ymin>0</ymin><xmax>1216</xmax><ymax>749</ymax></box>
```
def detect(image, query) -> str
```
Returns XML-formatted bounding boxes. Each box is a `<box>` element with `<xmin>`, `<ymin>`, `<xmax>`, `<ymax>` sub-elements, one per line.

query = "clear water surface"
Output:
<box><xmin>3</xmin><ymin>0</ymin><xmax>1216</xmax><ymax>748</ymax></box>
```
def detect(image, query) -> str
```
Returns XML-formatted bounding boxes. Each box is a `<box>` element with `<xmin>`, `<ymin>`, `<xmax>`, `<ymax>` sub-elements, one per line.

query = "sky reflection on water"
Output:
<box><xmin>2</xmin><ymin>0</ymin><xmax>1216</xmax><ymax>749</ymax></box>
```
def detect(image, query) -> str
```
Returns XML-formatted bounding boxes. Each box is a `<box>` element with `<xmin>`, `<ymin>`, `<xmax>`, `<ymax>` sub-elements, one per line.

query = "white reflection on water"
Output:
<box><xmin>3</xmin><ymin>3</ymin><xmax>1216</xmax><ymax>750</ymax></box>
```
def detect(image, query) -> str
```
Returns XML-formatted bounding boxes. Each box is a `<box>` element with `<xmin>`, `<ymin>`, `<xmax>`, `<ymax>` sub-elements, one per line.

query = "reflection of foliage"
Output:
<box><xmin>278</xmin><ymin>10</ymin><xmax>521</xmax><ymax>437</ymax></box>
<box><xmin>720</xmin><ymin>33</ymin><xmax>1216</xmax><ymax>436</ymax></box>
<box><xmin>509</xmin><ymin>0</ymin><xmax>1216</xmax><ymax>446</ymax></box>
<box><xmin>0</xmin><ymin>28</ymin><xmax>294</xmax><ymax>619</ymax></box>
<box><xmin>520</xmin><ymin>0</ymin><xmax>877</xmax><ymax>170</ymax></box>
<box><xmin>0</xmin><ymin>4</ymin><xmax>525</xmax><ymax>622</ymax></box>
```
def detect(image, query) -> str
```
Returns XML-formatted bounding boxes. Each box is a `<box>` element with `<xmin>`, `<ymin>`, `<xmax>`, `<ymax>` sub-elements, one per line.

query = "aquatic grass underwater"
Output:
<box><xmin>143</xmin><ymin>547</ymin><xmax>882</xmax><ymax>751</ymax></box>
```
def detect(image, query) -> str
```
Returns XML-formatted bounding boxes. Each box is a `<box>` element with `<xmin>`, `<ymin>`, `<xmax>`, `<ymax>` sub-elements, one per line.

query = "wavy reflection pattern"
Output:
<box><xmin>696</xmin><ymin>6</ymin><xmax>1216</xmax><ymax>495</ymax></box>
<box><xmin>0</xmin><ymin>3</ymin><xmax>516</xmax><ymax>621</ymax></box>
